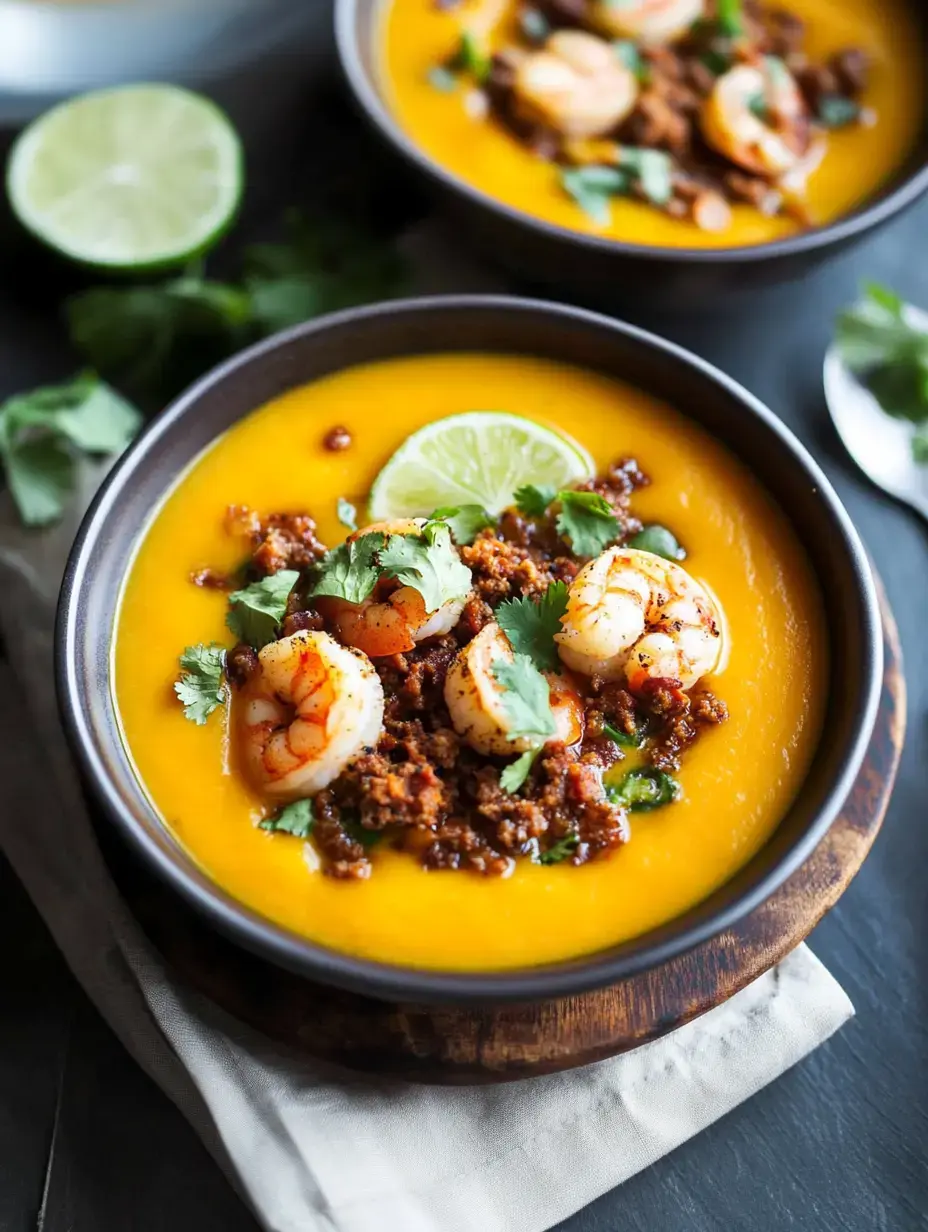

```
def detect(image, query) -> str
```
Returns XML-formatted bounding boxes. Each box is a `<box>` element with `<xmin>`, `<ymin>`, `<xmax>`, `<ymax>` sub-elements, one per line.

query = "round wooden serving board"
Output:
<box><xmin>117</xmin><ymin>585</ymin><xmax>905</xmax><ymax>1085</ymax></box>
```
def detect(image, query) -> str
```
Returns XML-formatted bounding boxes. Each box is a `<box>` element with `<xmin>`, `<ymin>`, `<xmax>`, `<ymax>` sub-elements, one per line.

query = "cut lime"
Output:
<box><xmin>6</xmin><ymin>84</ymin><xmax>243</xmax><ymax>271</ymax></box>
<box><xmin>368</xmin><ymin>412</ymin><xmax>594</xmax><ymax>519</ymax></box>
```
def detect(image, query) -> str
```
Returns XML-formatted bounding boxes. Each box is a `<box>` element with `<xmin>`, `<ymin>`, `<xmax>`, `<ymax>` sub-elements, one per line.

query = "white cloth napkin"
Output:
<box><xmin>0</xmin><ymin>231</ymin><xmax>854</xmax><ymax>1231</ymax></box>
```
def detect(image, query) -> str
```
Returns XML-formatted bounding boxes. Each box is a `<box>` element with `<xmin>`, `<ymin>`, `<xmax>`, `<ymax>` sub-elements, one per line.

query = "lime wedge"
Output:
<box><xmin>6</xmin><ymin>84</ymin><xmax>243</xmax><ymax>271</ymax></box>
<box><xmin>368</xmin><ymin>411</ymin><xmax>594</xmax><ymax>519</ymax></box>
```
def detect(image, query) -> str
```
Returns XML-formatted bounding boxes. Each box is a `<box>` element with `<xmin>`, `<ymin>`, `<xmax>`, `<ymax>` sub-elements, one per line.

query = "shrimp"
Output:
<box><xmin>590</xmin><ymin>0</ymin><xmax>705</xmax><ymax>43</ymax></box>
<box><xmin>444</xmin><ymin>622</ymin><xmax>584</xmax><ymax>756</ymax></box>
<box><xmin>511</xmin><ymin>30</ymin><xmax>639</xmax><ymax>139</ymax></box>
<box><xmin>555</xmin><ymin>547</ymin><xmax>723</xmax><ymax>691</ymax></box>
<box><xmin>317</xmin><ymin>519</ymin><xmax>469</xmax><ymax>658</ymax></box>
<box><xmin>240</xmin><ymin>630</ymin><xmax>384</xmax><ymax>800</ymax></box>
<box><xmin>701</xmin><ymin>59</ymin><xmax>811</xmax><ymax>177</ymax></box>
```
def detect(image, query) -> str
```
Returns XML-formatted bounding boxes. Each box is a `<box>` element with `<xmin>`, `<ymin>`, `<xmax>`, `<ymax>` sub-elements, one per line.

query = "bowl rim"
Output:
<box><xmin>56</xmin><ymin>294</ymin><xmax>883</xmax><ymax>1004</ymax></box>
<box><xmin>334</xmin><ymin>0</ymin><xmax>928</xmax><ymax>266</ymax></box>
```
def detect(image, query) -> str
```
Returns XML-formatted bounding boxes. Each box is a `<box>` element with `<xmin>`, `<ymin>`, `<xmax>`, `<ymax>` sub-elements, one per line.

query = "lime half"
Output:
<box><xmin>6</xmin><ymin>84</ymin><xmax>243</xmax><ymax>271</ymax></box>
<box><xmin>368</xmin><ymin>411</ymin><xmax>594</xmax><ymax>519</ymax></box>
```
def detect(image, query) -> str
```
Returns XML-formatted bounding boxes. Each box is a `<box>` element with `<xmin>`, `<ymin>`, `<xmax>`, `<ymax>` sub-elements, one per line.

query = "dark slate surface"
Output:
<box><xmin>1</xmin><ymin>91</ymin><xmax>927</xmax><ymax>1232</ymax></box>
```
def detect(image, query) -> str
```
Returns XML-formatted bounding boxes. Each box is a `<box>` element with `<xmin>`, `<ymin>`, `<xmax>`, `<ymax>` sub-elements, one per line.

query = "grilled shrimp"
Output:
<box><xmin>701</xmin><ymin>59</ymin><xmax>810</xmax><ymax>177</ymax></box>
<box><xmin>240</xmin><ymin>630</ymin><xmax>383</xmax><ymax>800</ymax></box>
<box><xmin>444</xmin><ymin>622</ymin><xmax>584</xmax><ymax>755</ymax></box>
<box><xmin>555</xmin><ymin>547</ymin><xmax>722</xmax><ymax>691</ymax></box>
<box><xmin>590</xmin><ymin>0</ymin><xmax>704</xmax><ymax>43</ymax></box>
<box><xmin>511</xmin><ymin>30</ymin><xmax>639</xmax><ymax>139</ymax></box>
<box><xmin>318</xmin><ymin>519</ymin><xmax>468</xmax><ymax>658</ymax></box>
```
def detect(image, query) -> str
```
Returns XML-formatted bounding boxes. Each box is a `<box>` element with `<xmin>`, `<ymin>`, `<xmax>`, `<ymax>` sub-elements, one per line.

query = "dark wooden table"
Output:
<box><xmin>1</xmin><ymin>93</ymin><xmax>927</xmax><ymax>1231</ymax></box>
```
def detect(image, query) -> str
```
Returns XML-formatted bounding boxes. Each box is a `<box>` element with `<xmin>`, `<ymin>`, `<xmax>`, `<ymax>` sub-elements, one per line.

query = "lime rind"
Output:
<box><xmin>6</xmin><ymin>84</ymin><xmax>243</xmax><ymax>272</ymax></box>
<box><xmin>368</xmin><ymin>411</ymin><xmax>594</xmax><ymax>520</ymax></box>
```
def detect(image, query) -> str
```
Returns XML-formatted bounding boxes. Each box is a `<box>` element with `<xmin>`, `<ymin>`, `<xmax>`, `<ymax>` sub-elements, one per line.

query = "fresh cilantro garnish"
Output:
<box><xmin>602</xmin><ymin>720</ymin><xmax>647</xmax><ymax>749</ymax></box>
<box><xmin>0</xmin><ymin>373</ymin><xmax>140</xmax><ymax>526</ymax></box>
<box><xmin>700</xmin><ymin>49</ymin><xmax>731</xmax><ymax>75</ymax></box>
<box><xmin>378</xmin><ymin>522</ymin><xmax>472</xmax><ymax>613</ymax></box>
<box><xmin>496</xmin><ymin>582</ymin><xmax>568</xmax><ymax>672</ymax></box>
<box><xmin>492</xmin><ymin>654</ymin><xmax>557</xmax><ymax>743</ymax></box>
<box><xmin>342</xmin><ymin>815</ymin><xmax>387</xmax><ymax>849</ymax></box>
<box><xmin>427</xmin><ymin>66</ymin><xmax>458</xmax><ymax>92</ymax></box>
<box><xmin>513</xmin><ymin>483</ymin><xmax>557</xmax><ymax>516</ymax></box>
<box><xmin>500</xmin><ymin>749</ymin><xmax>540</xmax><ymax>794</ymax></box>
<box><xmin>817</xmin><ymin>95</ymin><xmax>861</xmax><ymax>129</ymax></box>
<box><xmin>451</xmin><ymin>30</ymin><xmax>491</xmax><ymax>82</ymax></box>
<box><xmin>835</xmin><ymin>283</ymin><xmax>928</xmax><ymax>463</ymax></box>
<box><xmin>337</xmin><ymin>497</ymin><xmax>358</xmax><ymax>531</ymax></box>
<box><xmin>613</xmin><ymin>40</ymin><xmax>649</xmax><ymax>82</ymax></box>
<box><xmin>618</xmin><ymin>147</ymin><xmax>674</xmax><ymax>206</ymax></box>
<box><xmin>310</xmin><ymin>533</ymin><xmax>385</xmax><ymax>604</ymax></box>
<box><xmin>556</xmin><ymin>491</ymin><xmax>620</xmax><ymax>556</ymax></box>
<box><xmin>747</xmin><ymin>92</ymin><xmax>768</xmax><ymax>120</ymax></box>
<box><xmin>226</xmin><ymin>569</ymin><xmax>300</xmax><ymax>648</ymax></box>
<box><xmin>628</xmin><ymin>524</ymin><xmax>686</xmax><ymax>561</ymax></box>
<box><xmin>260</xmin><ymin>799</ymin><xmax>315</xmax><ymax>838</ymax></box>
<box><xmin>519</xmin><ymin>7</ymin><xmax>550</xmax><ymax>43</ymax></box>
<box><xmin>716</xmin><ymin>0</ymin><xmax>742</xmax><ymax>36</ymax></box>
<box><xmin>174</xmin><ymin>644</ymin><xmax>226</xmax><ymax>725</ymax></box>
<box><xmin>431</xmin><ymin>503</ymin><xmax>494</xmax><ymax>545</ymax></box>
<box><xmin>609</xmin><ymin>768</ymin><xmax>680</xmax><ymax>811</ymax></box>
<box><xmin>561</xmin><ymin>166</ymin><xmax>628</xmax><ymax>225</ymax></box>
<box><xmin>539</xmin><ymin>833</ymin><xmax>580</xmax><ymax>865</ymax></box>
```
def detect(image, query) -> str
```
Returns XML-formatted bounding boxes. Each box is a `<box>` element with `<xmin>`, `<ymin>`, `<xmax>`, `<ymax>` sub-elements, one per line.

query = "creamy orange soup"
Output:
<box><xmin>114</xmin><ymin>353</ymin><xmax>826</xmax><ymax>970</ymax></box>
<box><xmin>382</xmin><ymin>0</ymin><xmax>924</xmax><ymax>248</ymax></box>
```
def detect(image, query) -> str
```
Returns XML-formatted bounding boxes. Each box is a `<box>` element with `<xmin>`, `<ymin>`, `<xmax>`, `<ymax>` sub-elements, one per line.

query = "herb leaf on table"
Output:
<box><xmin>0</xmin><ymin>374</ymin><xmax>141</xmax><ymax>526</ymax></box>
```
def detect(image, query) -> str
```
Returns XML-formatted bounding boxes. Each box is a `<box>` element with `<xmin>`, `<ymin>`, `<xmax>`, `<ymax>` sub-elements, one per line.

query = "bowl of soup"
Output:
<box><xmin>336</xmin><ymin>0</ymin><xmax>928</xmax><ymax>303</ymax></box>
<box><xmin>57</xmin><ymin>296</ymin><xmax>881</xmax><ymax>1003</ymax></box>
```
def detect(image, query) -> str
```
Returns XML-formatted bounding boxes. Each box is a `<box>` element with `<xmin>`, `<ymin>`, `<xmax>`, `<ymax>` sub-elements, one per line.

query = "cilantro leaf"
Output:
<box><xmin>513</xmin><ymin>483</ymin><xmax>557</xmax><ymax>517</ymax></box>
<box><xmin>556</xmin><ymin>491</ymin><xmax>620</xmax><ymax>556</ymax></box>
<box><xmin>451</xmin><ymin>30</ymin><xmax>491</xmax><ymax>82</ymax></box>
<box><xmin>378</xmin><ymin>522</ymin><xmax>472</xmax><ymax>613</ymax></box>
<box><xmin>310</xmin><ymin>534</ymin><xmax>384</xmax><ymax>604</ymax></box>
<box><xmin>227</xmin><ymin>570</ymin><xmax>300</xmax><ymax>648</ymax></box>
<box><xmin>539</xmin><ymin>833</ymin><xmax>580</xmax><ymax>865</ymax></box>
<box><xmin>628</xmin><ymin>524</ymin><xmax>686</xmax><ymax>561</ymax></box>
<box><xmin>174</xmin><ymin>644</ymin><xmax>226</xmax><ymax>725</ymax></box>
<box><xmin>561</xmin><ymin>166</ymin><xmax>628</xmax><ymax>225</ymax></box>
<box><xmin>618</xmin><ymin>147</ymin><xmax>674</xmax><ymax>206</ymax></box>
<box><xmin>492</xmin><ymin>654</ymin><xmax>557</xmax><ymax>743</ymax></box>
<box><xmin>609</xmin><ymin>768</ymin><xmax>680</xmax><ymax>811</ymax></box>
<box><xmin>496</xmin><ymin>582</ymin><xmax>568</xmax><ymax>672</ymax></box>
<box><xmin>613</xmin><ymin>40</ymin><xmax>649</xmax><ymax>82</ymax></box>
<box><xmin>427</xmin><ymin>66</ymin><xmax>458</xmax><ymax>92</ymax></box>
<box><xmin>500</xmin><ymin>749</ymin><xmax>539</xmax><ymax>795</ymax></box>
<box><xmin>337</xmin><ymin>497</ymin><xmax>358</xmax><ymax>531</ymax></box>
<box><xmin>716</xmin><ymin>0</ymin><xmax>742</xmax><ymax>36</ymax></box>
<box><xmin>260</xmin><ymin>799</ymin><xmax>315</xmax><ymax>837</ymax></box>
<box><xmin>430</xmin><ymin>503</ymin><xmax>494</xmax><ymax>545</ymax></box>
<box><xmin>0</xmin><ymin>373</ymin><xmax>141</xmax><ymax>526</ymax></box>
<box><xmin>602</xmin><ymin>720</ymin><xmax>647</xmax><ymax>749</ymax></box>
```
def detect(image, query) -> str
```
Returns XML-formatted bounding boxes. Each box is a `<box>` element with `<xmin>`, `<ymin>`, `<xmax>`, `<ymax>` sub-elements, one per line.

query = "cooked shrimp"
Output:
<box><xmin>318</xmin><ymin>519</ymin><xmax>469</xmax><ymax>658</ymax></box>
<box><xmin>590</xmin><ymin>0</ymin><xmax>704</xmax><ymax>43</ymax></box>
<box><xmin>240</xmin><ymin>630</ymin><xmax>383</xmax><ymax>800</ymax></box>
<box><xmin>511</xmin><ymin>30</ymin><xmax>639</xmax><ymax>139</ymax></box>
<box><xmin>444</xmin><ymin>622</ymin><xmax>584</xmax><ymax>755</ymax></box>
<box><xmin>555</xmin><ymin>547</ymin><xmax>722</xmax><ymax>691</ymax></box>
<box><xmin>701</xmin><ymin>59</ymin><xmax>811</xmax><ymax>177</ymax></box>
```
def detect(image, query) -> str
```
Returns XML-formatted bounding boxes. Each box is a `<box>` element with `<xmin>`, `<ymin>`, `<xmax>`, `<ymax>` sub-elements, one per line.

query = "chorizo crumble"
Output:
<box><xmin>204</xmin><ymin>456</ymin><xmax>727</xmax><ymax>881</ymax></box>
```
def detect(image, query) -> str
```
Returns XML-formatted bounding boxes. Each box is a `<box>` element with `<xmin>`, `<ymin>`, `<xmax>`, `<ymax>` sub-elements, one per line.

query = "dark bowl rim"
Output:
<box><xmin>334</xmin><ymin>0</ymin><xmax>928</xmax><ymax>266</ymax></box>
<box><xmin>56</xmin><ymin>293</ymin><xmax>882</xmax><ymax>1005</ymax></box>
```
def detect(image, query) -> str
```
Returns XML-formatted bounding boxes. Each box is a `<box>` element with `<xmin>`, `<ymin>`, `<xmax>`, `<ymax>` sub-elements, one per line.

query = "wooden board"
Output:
<box><xmin>115</xmin><ymin>585</ymin><xmax>904</xmax><ymax>1085</ymax></box>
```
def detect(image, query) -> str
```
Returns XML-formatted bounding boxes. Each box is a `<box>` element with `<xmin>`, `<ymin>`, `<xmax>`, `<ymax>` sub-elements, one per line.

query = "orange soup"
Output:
<box><xmin>114</xmin><ymin>353</ymin><xmax>826</xmax><ymax>970</ymax></box>
<box><xmin>381</xmin><ymin>0</ymin><xmax>924</xmax><ymax>248</ymax></box>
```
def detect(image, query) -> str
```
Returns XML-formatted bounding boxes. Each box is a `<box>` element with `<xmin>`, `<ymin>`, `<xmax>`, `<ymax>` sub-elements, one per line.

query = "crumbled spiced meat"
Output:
<box><xmin>375</xmin><ymin>636</ymin><xmax>458</xmax><ymax>714</ymax></box>
<box><xmin>280</xmin><ymin>609</ymin><xmax>325</xmax><ymax>638</ymax></box>
<box><xmin>322</xmin><ymin>425</ymin><xmax>352</xmax><ymax>452</ymax></box>
<box><xmin>794</xmin><ymin>62</ymin><xmax>841</xmax><ymax>111</ymax></box>
<box><xmin>829</xmin><ymin>48</ymin><xmax>870</xmax><ymax>98</ymax></box>
<box><xmin>456</xmin><ymin>595</ymin><xmax>495</xmax><ymax>640</ymax></box>
<box><xmin>761</xmin><ymin>7</ymin><xmax>806</xmax><ymax>56</ymax></box>
<box><xmin>226</xmin><ymin>643</ymin><xmax>259</xmax><ymax>688</ymax></box>
<box><xmin>190</xmin><ymin>566</ymin><xmax>237</xmax><ymax>591</ymax></box>
<box><xmin>251</xmin><ymin>513</ymin><xmax>327</xmax><ymax>576</ymax></box>
<box><xmin>619</xmin><ymin>91</ymin><xmax>692</xmax><ymax>155</ymax></box>
<box><xmin>461</xmin><ymin>533</ymin><xmax>557</xmax><ymax>601</ymax></box>
<box><xmin>313</xmin><ymin>792</ymin><xmax>372</xmax><ymax>880</ymax></box>
<box><xmin>646</xmin><ymin>686</ymin><xmax>729</xmax><ymax>772</ymax></box>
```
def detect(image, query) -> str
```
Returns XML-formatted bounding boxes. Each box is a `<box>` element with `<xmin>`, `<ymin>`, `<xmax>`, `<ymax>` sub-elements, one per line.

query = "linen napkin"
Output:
<box><xmin>0</xmin><ymin>230</ymin><xmax>854</xmax><ymax>1232</ymax></box>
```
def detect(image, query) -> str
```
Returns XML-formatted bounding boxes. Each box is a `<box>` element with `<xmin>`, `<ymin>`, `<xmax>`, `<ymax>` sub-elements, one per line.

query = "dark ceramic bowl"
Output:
<box><xmin>335</xmin><ymin>0</ymin><xmax>928</xmax><ymax>308</ymax></box>
<box><xmin>57</xmin><ymin>296</ymin><xmax>882</xmax><ymax>1004</ymax></box>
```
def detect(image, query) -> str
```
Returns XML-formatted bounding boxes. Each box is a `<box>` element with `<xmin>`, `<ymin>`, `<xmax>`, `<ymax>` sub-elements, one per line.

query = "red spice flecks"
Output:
<box><xmin>323</xmin><ymin>425</ymin><xmax>352</xmax><ymax>452</ymax></box>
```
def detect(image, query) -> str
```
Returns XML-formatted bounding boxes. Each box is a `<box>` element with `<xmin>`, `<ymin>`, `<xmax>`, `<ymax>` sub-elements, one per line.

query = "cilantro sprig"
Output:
<box><xmin>0</xmin><ymin>373</ymin><xmax>140</xmax><ymax>526</ymax></box>
<box><xmin>378</xmin><ymin>521</ymin><xmax>472</xmax><ymax>612</ymax></box>
<box><xmin>835</xmin><ymin>282</ymin><xmax>928</xmax><ymax>464</ymax></box>
<box><xmin>430</xmin><ymin>503</ymin><xmax>494</xmax><ymax>545</ymax></box>
<box><xmin>609</xmin><ymin>768</ymin><xmax>680</xmax><ymax>811</ymax></box>
<box><xmin>493</xmin><ymin>651</ymin><xmax>557</xmax><ymax>794</ymax></box>
<box><xmin>496</xmin><ymin>582</ymin><xmax>568</xmax><ymax>673</ymax></box>
<box><xmin>514</xmin><ymin>483</ymin><xmax>557</xmax><ymax>517</ymax></box>
<box><xmin>227</xmin><ymin>569</ymin><xmax>300</xmax><ymax>648</ymax></box>
<box><xmin>311</xmin><ymin>533</ymin><xmax>385</xmax><ymax>605</ymax></box>
<box><xmin>174</xmin><ymin>644</ymin><xmax>226</xmax><ymax>725</ymax></box>
<box><xmin>260</xmin><ymin>799</ymin><xmax>315</xmax><ymax>837</ymax></box>
<box><xmin>538</xmin><ymin>833</ymin><xmax>580</xmax><ymax>865</ymax></box>
<box><xmin>512</xmin><ymin>485</ymin><xmax>620</xmax><ymax>556</ymax></box>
